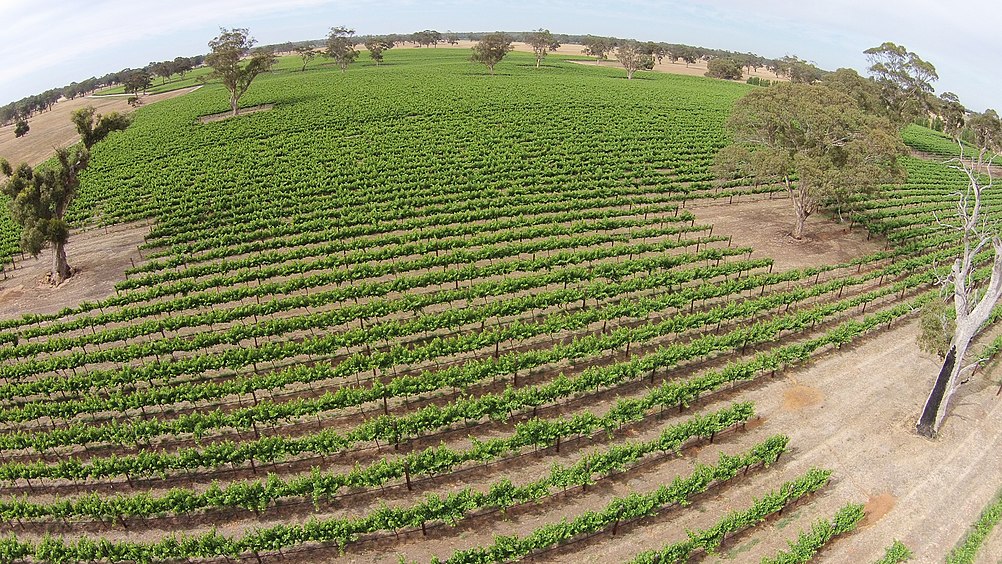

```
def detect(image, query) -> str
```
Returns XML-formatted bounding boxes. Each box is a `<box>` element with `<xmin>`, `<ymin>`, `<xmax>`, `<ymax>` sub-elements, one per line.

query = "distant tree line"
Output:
<box><xmin>1</xmin><ymin>55</ymin><xmax>204</xmax><ymax>128</ymax></box>
<box><xmin>5</xmin><ymin>28</ymin><xmax>823</xmax><ymax>129</ymax></box>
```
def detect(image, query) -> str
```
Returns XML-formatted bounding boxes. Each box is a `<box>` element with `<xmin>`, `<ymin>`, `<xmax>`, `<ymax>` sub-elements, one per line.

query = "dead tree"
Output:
<box><xmin>917</xmin><ymin>146</ymin><xmax>1002</xmax><ymax>437</ymax></box>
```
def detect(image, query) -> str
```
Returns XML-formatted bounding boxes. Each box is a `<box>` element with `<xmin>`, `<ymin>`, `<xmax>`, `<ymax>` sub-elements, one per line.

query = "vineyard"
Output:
<box><xmin>0</xmin><ymin>48</ymin><xmax>1000</xmax><ymax>562</ymax></box>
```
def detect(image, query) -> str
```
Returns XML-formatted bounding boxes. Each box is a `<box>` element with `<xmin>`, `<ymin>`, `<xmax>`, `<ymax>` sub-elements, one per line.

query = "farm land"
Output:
<box><xmin>0</xmin><ymin>47</ymin><xmax>998</xmax><ymax>562</ymax></box>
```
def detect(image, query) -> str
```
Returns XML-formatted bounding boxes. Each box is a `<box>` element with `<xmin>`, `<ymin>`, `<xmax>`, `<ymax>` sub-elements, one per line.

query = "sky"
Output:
<box><xmin>1</xmin><ymin>0</ymin><xmax>1000</xmax><ymax>111</ymax></box>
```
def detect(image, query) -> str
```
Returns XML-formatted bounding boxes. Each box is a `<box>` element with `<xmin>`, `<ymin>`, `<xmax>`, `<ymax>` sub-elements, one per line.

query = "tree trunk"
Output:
<box><xmin>52</xmin><ymin>240</ymin><xmax>71</xmax><ymax>283</ymax></box>
<box><xmin>627</xmin><ymin>68</ymin><xmax>635</xmax><ymax>80</ymax></box>
<box><xmin>230</xmin><ymin>93</ymin><xmax>239</xmax><ymax>117</ymax></box>
<box><xmin>791</xmin><ymin>210</ymin><xmax>807</xmax><ymax>239</ymax></box>
<box><xmin>916</xmin><ymin>341</ymin><xmax>972</xmax><ymax>437</ymax></box>
<box><xmin>535</xmin><ymin>58</ymin><xmax>540</xmax><ymax>69</ymax></box>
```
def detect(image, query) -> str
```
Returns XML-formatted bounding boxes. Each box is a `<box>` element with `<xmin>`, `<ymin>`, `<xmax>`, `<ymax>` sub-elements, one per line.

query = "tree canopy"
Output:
<box><xmin>705</xmin><ymin>58</ymin><xmax>742</xmax><ymax>80</ymax></box>
<box><xmin>412</xmin><ymin>30</ymin><xmax>441</xmax><ymax>47</ymax></box>
<box><xmin>936</xmin><ymin>92</ymin><xmax>967</xmax><ymax>136</ymax></box>
<box><xmin>470</xmin><ymin>32</ymin><xmax>513</xmax><ymax>75</ymax></box>
<box><xmin>122</xmin><ymin>69</ymin><xmax>152</xmax><ymax>96</ymax></box>
<box><xmin>205</xmin><ymin>28</ymin><xmax>276</xmax><ymax>117</ymax></box>
<box><xmin>526</xmin><ymin>29</ymin><xmax>559</xmax><ymax>69</ymax></box>
<box><xmin>364</xmin><ymin>37</ymin><xmax>394</xmax><ymax>65</ymax></box>
<box><xmin>582</xmin><ymin>36</ymin><xmax>614</xmax><ymax>62</ymax></box>
<box><xmin>70</xmin><ymin>106</ymin><xmax>131</xmax><ymax>149</ymax></box>
<box><xmin>865</xmin><ymin>42</ymin><xmax>938</xmax><ymax>125</ymax></box>
<box><xmin>294</xmin><ymin>46</ymin><xmax>317</xmax><ymax>72</ymax></box>
<box><xmin>716</xmin><ymin>83</ymin><xmax>906</xmax><ymax>239</ymax></box>
<box><xmin>615</xmin><ymin>41</ymin><xmax>654</xmax><ymax>80</ymax></box>
<box><xmin>326</xmin><ymin>26</ymin><xmax>359</xmax><ymax>72</ymax></box>
<box><xmin>1</xmin><ymin>147</ymin><xmax>89</xmax><ymax>283</ymax></box>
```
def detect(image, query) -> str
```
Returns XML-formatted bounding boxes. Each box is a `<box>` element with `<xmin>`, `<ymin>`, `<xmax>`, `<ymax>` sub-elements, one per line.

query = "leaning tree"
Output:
<box><xmin>917</xmin><ymin>112</ymin><xmax>1002</xmax><ymax>437</ymax></box>
<box><xmin>1</xmin><ymin>146</ymin><xmax>89</xmax><ymax>283</ymax></box>
<box><xmin>205</xmin><ymin>28</ymin><xmax>276</xmax><ymax>117</ymax></box>
<box><xmin>715</xmin><ymin>83</ymin><xmax>906</xmax><ymax>239</ymax></box>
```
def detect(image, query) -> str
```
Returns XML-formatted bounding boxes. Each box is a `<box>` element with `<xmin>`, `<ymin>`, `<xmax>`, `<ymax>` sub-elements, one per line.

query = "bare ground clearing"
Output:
<box><xmin>690</xmin><ymin>197</ymin><xmax>887</xmax><ymax>270</ymax></box>
<box><xmin>0</xmin><ymin>222</ymin><xmax>149</xmax><ymax>320</ymax></box>
<box><xmin>445</xmin><ymin>319</ymin><xmax>1002</xmax><ymax>563</ymax></box>
<box><xmin>0</xmin><ymin>88</ymin><xmax>198</xmax><ymax>167</ymax></box>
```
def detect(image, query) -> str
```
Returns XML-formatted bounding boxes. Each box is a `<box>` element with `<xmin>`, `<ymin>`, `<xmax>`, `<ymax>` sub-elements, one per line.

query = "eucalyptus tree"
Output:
<box><xmin>615</xmin><ymin>41</ymin><xmax>654</xmax><ymax>80</ymax></box>
<box><xmin>526</xmin><ymin>28</ymin><xmax>559</xmax><ymax>68</ymax></box>
<box><xmin>205</xmin><ymin>28</ymin><xmax>276</xmax><ymax>116</ymax></box>
<box><xmin>715</xmin><ymin>83</ymin><xmax>906</xmax><ymax>239</ymax></box>
<box><xmin>1</xmin><ymin>147</ymin><xmax>90</xmax><ymax>283</ymax></box>
<box><xmin>326</xmin><ymin>26</ymin><xmax>359</xmax><ymax>72</ymax></box>
<box><xmin>470</xmin><ymin>32</ymin><xmax>513</xmax><ymax>75</ymax></box>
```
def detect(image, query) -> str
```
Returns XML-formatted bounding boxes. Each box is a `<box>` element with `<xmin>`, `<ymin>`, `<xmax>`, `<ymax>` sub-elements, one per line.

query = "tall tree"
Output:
<box><xmin>967</xmin><ymin>109</ymin><xmax>1002</xmax><ymax>151</ymax></box>
<box><xmin>470</xmin><ymin>32</ymin><xmax>513</xmax><ymax>75</ymax></box>
<box><xmin>70</xmin><ymin>106</ymin><xmax>131</xmax><ymax>149</ymax></box>
<box><xmin>716</xmin><ymin>83</ymin><xmax>906</xmax><ymax>239</ymax></box>
<box><xmin>294</xmin><ymin>46</ymin><xmax>317</xmax><ymax>72</ymax></box>
<box><xmin>615</xmin><ymin>40</ymin><xmax>654</xmax><ymax>80</ymax></box>
<box><xmin>865</xmin><ymin>42</ymin><xmax>938</xmax><ymax>126</ymax></box>
<box><xmin>936</xmin><ymin>92</ymin><xmax>967</xmax><ymax>136</ymax></box>
<box><xmin>205</xmin><ymin>28</ymin><xmax>276</xmax><ymax>117</ymax></box>
<box><xmin>525</xmin><ymin>28</ymin><xmax>559</xmax><ymax>69</ymax></box>
<box><xmin>582</xmin><ymin>36</ymin><xmax>613</xmax><ymax>63</ymax></box>
<box><xmin>325</xmin><ymin>26</ymin><xmax>358</xmax><ymax>72</ymax></box>
<box><xmin>917</xmin><ymin>147</ymin><xmax>1002</xmax><ymax>437</ymax></box>
<box><xmin>1</xmin><ymin>147</ymin><xmax>89</xmax><ymax>283</ymax></box>
<box><xmin>364</xmin><ymin>37</ymin><xmax>394</xmax><ymax>65</ymax></box>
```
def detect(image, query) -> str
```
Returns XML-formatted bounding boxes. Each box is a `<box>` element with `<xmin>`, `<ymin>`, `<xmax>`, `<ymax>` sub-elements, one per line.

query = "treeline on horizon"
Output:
<box><xmin>1</xmin><ymin>29</ymin><xmax>810</xmax><ymax>127</ymax></box>
<box><xmin>0</xmin><ymin>55</ymin><xmax>204</xmax><ymax>127</ymax></box>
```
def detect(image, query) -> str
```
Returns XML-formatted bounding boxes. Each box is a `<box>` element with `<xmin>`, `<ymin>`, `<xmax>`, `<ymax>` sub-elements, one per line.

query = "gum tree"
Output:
<box><xmin>470</xmin><ymin>32</ymin><xmax>513</xmax><ymax>75</ymax></box>
<box><xmin>294</xmin><ymin>46</ymin><xmax>317</xmax><ymax>72</ymax></box>
<box><xmin>326</xmin><ymin>26</ymin><xmax>358</xmax><ymax>72</ymax></box>
<box><xmin>205</xmin><ymin>28</ymin><xmax>276</xmax><ymax>117</ymax></box>
<box><xmin>865</xmin><ymin>42</ymin><xmax>938</xmax><ymax>125</ymax></box>
<box><xmin>70</xmin><ymin>106</ymin><xmax>131</xmax><ymax>149</ymax></box>
<box><xmin>525</xmin><ymin>28</ymin><xmax>559</xmax><ymax>69</ymax></box>
<box><xmin>716</xmin><ymin>83</ymin><xmax>906</xmax><ymax>239</ymax></box>
<box><xmin>1</xmin><ymin>146</ymin><xmax>89</xmax><ymax>283</ymax></box>
<box><xmin>917</xmin><ymin>113</ymin><xmax>1002</xmax><ymax>437</ymax></box>
<box><xmin>615</xmin><ymin>40</ymin><xmax>654</xmax><ymax>80</ymax></box>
